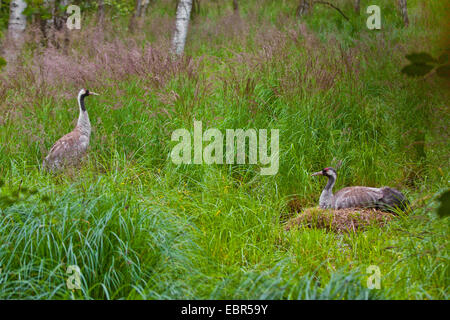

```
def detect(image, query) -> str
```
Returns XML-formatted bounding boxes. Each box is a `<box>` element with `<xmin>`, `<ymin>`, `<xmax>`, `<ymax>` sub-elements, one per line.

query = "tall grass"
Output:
<box><xmin>0</xmin><ymin>0</ymin><xmax>448</xmax><ymax>299</ymax></box>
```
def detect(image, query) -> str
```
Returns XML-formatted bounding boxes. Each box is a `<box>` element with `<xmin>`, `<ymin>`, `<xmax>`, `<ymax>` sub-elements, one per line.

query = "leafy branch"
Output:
<box><xmin>436</xmin><ymin>190</ymin><xmax>450</xmax><ymax>218</ymax></box>
<box><xmin>401</xmin><ymin>51</ymin><xmax>450</xmax><ymax>79</ymax></box>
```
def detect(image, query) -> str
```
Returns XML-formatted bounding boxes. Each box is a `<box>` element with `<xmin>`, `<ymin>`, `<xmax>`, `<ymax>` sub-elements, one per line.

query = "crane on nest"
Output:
<box><xmin>42</xmin><ymin>89</ymin><xmax>99</xmax><ymax>172</ymax></box>
<box><xmin>311</xmin><ymin>167</ymin><xmax>409</xmax><ymax>212</ymax></box>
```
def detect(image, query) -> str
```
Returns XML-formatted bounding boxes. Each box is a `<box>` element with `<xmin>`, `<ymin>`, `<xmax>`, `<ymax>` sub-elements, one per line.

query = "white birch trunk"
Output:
<box><xmin>171</xmin><ymin>0</ymin><xmax>193</xmax><ymax>56</ymax></box>
<box><xmin>8</xmin><ymin>0</ymin><xmax>27</xmax><ymax>42</ymax></box>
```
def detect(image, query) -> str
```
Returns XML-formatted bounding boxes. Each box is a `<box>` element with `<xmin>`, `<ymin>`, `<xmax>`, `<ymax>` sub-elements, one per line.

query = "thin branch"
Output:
<box><xmin>313</xmin><ymin>1</ymin><xmax>349</xmax><ymax>21</ymax></box>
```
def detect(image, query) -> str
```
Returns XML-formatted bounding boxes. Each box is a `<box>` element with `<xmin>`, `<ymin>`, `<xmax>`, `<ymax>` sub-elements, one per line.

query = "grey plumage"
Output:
<box><xmin>312</xmin><ymin>167</ymin><xmax>409</xmax><ymax>212</ymax></box>
<box><xmin>43</xmin><ymin>89</ymin><xmax>99</xmax><ymax>172</ymax></box>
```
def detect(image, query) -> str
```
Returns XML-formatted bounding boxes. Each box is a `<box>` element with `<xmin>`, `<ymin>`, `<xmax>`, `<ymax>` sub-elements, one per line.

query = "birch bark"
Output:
<box><xmin>8</xmin><ymin>0</ymin><xmax>27</xmax><ymax>42</ymax></box>
<box><xmin>171</xmin><ymin>0</ymin><xmax>193</xmax><ymax>56</ymax></box>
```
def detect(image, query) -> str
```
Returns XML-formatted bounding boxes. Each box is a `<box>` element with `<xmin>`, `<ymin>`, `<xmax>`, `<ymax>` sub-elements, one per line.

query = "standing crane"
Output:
<box><xmin>311</xmin><ymin>167</ymin><xmax>409</xmax><ymax>211</ymax></box>
<box><xmin>42</xmin><ymin>89</ymin><xmax>99</xmax><ymax>171</ymax></box>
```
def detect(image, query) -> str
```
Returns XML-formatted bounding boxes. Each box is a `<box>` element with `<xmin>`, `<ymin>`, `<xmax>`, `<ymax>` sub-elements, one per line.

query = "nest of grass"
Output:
<box><xmin>285</xmin><ymin>207</ymin><xmax>396</xmax><ymax>233</ymax></box>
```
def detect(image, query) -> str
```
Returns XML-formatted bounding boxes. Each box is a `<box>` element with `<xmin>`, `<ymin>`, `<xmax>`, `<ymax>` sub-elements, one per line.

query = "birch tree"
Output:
<box><xmin>8</xmin><ymin>0</ymin><xmax>27</xmax><ymax>43</ymax></box>
<box><xmin>171</xmin><ymin>0</ymin><xmax>193</xmax><ymax>56</ymax></box>
<box><xmin>399</xmin><ymin>0</ymin><xmax>409</xmax><ymax>27</ymax></box>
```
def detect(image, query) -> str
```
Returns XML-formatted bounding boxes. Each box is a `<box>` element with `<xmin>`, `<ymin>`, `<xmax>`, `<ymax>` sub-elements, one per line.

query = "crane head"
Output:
<box><xmin>311</xmin><ymin>167</ymin><xmax>337</xmax><ymax>177</ymax></box>
<box><xmin>78</xmin><ymin>89</ymin><xmax>100</xmax><ymax>112</ymax></box>
<box><xmin>79</xmin><ymin>89</ymin><xmax>99</xmax><ymax>97</ymax></box>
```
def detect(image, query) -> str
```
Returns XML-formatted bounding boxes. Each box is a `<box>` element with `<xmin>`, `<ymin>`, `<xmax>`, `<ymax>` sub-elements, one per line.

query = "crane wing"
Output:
<box><xmin>333</xmin><ymin>186</ymin><xmax>384</xmax><ymax>209</ymax></box>
<box><xmin>43</xmin><ymin>129</ymin><xmax>84</xmax><ymax>169</ymax></box>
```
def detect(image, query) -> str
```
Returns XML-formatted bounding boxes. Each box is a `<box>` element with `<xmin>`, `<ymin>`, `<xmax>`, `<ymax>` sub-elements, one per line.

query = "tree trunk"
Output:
<box><xmin>171</xmin><ymin>0</ymin><xmax>193</xmax><ymax>56</ymax></box>
<box><xmin>354</xmin><ymin>0</ymin><xmax>360</xmax><ymax>15</ymax></box>
<box><xmin>38</xmin><ymin>0</ymin><xmax>58</xmax><ymax>47</ymax></box>
<box><xmin>296</xmin><ymin>0</ymin><xmax>311</xmax><ymax>17</ymax></box>
<box><xmin>142</xmin><ymin>0</ymin><xmax>151</xmax><ymax>16</ymax></box>
<box><xmin>54</xmin><ymin>1</ymin><xmax>70</xmax><ymax>31</ymax></box>
<box><xmin>136</xmin><ymin>0</ymin><xmax>144</xmax><ymax>17</ymax></box>
<box><xmin>98</xmin><ymin>0</ymin><xmax>105</xmax><ymax>24</ymax></box>
<box><xmin>42</xmin><ymin>0</ymin><xmax>56</xmax><ymax>38</ymax></box>
<box><xmin>129</xmin><ymin>0</ymin><xmax>143</xmax><ymax>32</ymax></box>
<box><xmin>233</xmin><ymin>0</ymin><xmax>239</xmax><ymax>13</ymax></box>
<box><xmin>399</xmin><ymin>0</ymin><xmax>409</xmax><ymax>27</ymax></box>
<box><xmin>55</xmin><ymin>0</ymin><xmax>70</xmax><ymax>53</ymax></box>
<box><xmin>8</xmin><ymin>0</ymin><xmax>27</xmax><ymax>43</ymax></box>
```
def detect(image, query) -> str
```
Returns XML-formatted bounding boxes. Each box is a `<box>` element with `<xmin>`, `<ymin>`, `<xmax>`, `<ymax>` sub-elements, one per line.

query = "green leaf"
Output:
<box><xmin>435</xmin><ymin>65</ymin><xmax>450</xmax><ymax>79</ymax></box>
<box><xmin>401</xmin><ymin>63</ymin><xmax>434</xmax><ymax>77</ymax></box>
<box><xmin>22</xmin><ymin>6</ymin><xmax>37</xmax><ymax>18</ymax></box>
<box><xmin>405</xmin><ymin>52</ymin><xmax>437</xmax><ymax>64</ymax></box>
<box><xmin>437</xmin><ymin>190</ymin><xmax>450</xmax><ymax>218</ymax></box>
<box><xmin>41</xmin><ymin>13</ymin><xmax>53</xmax><ymax>20</ymax></box>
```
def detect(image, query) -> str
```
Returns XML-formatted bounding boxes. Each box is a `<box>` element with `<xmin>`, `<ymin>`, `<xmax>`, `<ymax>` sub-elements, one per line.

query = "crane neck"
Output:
<box><xmin>319</xmin><ymin>174</ymin><xmax>336</xmax><ymax>209</ymax></box>
<box><xmin>325</xmin><ymin>174</ymin><xmax>336</xmax><ymax>193</ymax></box>
<box><xmin>77</xmin><ymin>94</ymin><xmax>91</xmax><ymax>137</ymax></box>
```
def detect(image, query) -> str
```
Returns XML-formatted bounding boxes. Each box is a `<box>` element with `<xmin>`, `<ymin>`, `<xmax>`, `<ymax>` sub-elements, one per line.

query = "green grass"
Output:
<box><xmin>0</xmin><ymin>0</ymin><xmax>448</xmax><ymax>299</ymax></box>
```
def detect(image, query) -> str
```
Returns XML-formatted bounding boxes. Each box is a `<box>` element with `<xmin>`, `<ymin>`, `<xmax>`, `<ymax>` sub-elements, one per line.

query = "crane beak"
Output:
<box><xmin>89</xmin><ymin>92</ymin><xmax>100</xmax><ymax>96</ymax></box>
<box><xmin>311</xmin><ymin>171</ymin><xmax>323</xmax><ymax>176</ymax></box>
